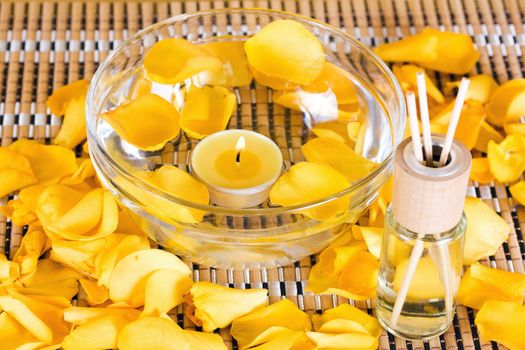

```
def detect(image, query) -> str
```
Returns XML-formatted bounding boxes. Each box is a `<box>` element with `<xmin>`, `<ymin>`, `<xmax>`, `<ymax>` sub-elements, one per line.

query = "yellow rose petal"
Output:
<box><xmin>180</xmin><ymin>85</ymin><xmax>236</xmax><ymax>140</ymax></box>
<box><xmin>487</xmin><ymin>134</ymin><xmax>525</xmax><ymax>182</ymax></box>
<box><xmin>510</xmin><ymin>180</ymin><xmax>525</xmax><ymax>206</ymax></box>
<box><xmin>304</xmin><ymin>62</ymin><xmax>359</xmax><ymax>105</ymax></box>
<box><xmin>63</xmin><ymin>307</ymin><xmax>141</xmax><ymax>325</ymax></box>
<box><xmin>248</xmin><ymin>329</ymin><xmax>314</xmax><ymax>350</ymax></box>
<box><xmin>9</xmin><ymin>139</ymin><xmax>78</xmax><ymax>185</ymax></box>
<box><xmin>59</xmin><ymin>157</ymin><xmax>96</xmax><ymax>186</ymax></box>
<box><xmin>469</xmin><ymin>158</ymin><xmax>494</xmax><ymax>184</ymax></box>
<box><xmin>53</xmin><ymin>96</ymin><xmax>87</xmax><ymax>149</ymax></box>
<box><xmin>337</xmin><ymin>251</ymin><xmax>379</xmax><ymax>300</ymax></box>
<box><xmin>270</xmin><ymin>162</ymin><xmax>350</xmax><ymax>221</ymax></box>
<box><xmin>0</xmin><ymin>198</ymin><xmax>38</xmax><ymax>227</ymax></box>
<box><xmin>0</xmin><ymin>147</ymin><xmax>38</xmax><ymax>197</ymax></box>
<box><xmin>79</xmin><ymin>279</ymin><xmax>109</xmax><ymax>306</ymax></box>
<box><xmin>46</xmin><ymin>80</ymin><xmax>89</xmax><ymax>115</ymax></box>
<box><xmin>142</xmin><ymin>269</ymin><xmax>193</xmax><ymax>317</ymax></box>
<box><xmin>306</xmin><ymin>331</ymin><xmax>378</xmax><ymax>350</ymax></box>
<box><xmin>251</xmin><ymin>67</ymin><xmax>298</xmax><ymax>90</ymax></box>
<box><xmin>375</xmin><ymin>28</ymin><xmax>479</xmax><ymax>74</ymax></box>
<box><xmin>446</xmin><ymin>74</ymin><xmax>498</xmax><ymax>104</ymax></box>
<box><xmin>13</xmin><ymin>228</ymin><xmax>49</xmax><ymax>277</ymax></box>
<box><xmin>186</xmin><ymin>281</ymin><xmax>268</xmax><ymax>332</ymax></box>
<box><xmin>200</xmin><ymin>41</ymin><xmax>253</xmax><ymax>87</ymax></box>
<box><xmin>313</xmin><ymin>304</ymin><xmax>381</xmax><ymax>338</ymax></box>
<box><xmin>486</xmin><ymin>78</ymin><xmax>525</xmax><ymax>126</ymax></box>
<box><xmin>463</xmin><ymin>197</ymin><xmax>510</xmax><ymax>265</ymax></box>
<box><xmin>245</xmin><ymin>19</ymin><xmax>325</xmax><ymax>85</ymax></box>
<box><xmin>144</xmin><ymin>38</ymin><xmax>223</xmax><ymax>85</ymax></box>
<box><xmin>457</xmin><ymin>263</ymin><xmax>525</xmax><ymax>309</ymax></box>
<box><xmin>94</xmin><ymin>234</ymin><xmax>150</xmax><ymax>289</ymax></box>
<box><xmin>136</xmin><ymin>165</ymin><xmax>209</xmax><ymax>223</ymax></box>
<box><xmin>0</xmin><ymin>312</ymin><xmax>42</xmax><ymax>349</ymax></box>
<box><xmin>311</xmin><ymin>121</ymin><xmax>354</xmax><ymax>146</ymax></box>
<box><xmin>43</xmin><ymin>188</ymin><xmax>118</xmax><ymax>241</ymax></box>
<box><xmin>393</xmin><ymin>256</ymin><xmax>444</xmax><ymax>300</ymax></box>
<box><xmin>118</xmin><ymin>316</ymin><xmax>188</xmax><ymax>350</ymax></box>
<box><xmin>109</xmin><ymin>249</ymin><xmax>190</xmax><ymax>307</ymax></box>
<box><xmin>504</xmin><ymin>122</ymin><xmax>525</xmax><ymax>136</ymax></box>
<box><xmin>230</xmin><ymin>299</ymin><xmax>311</xmax><ymax>349</ymax></box>
<box><xmin>49</xmin><ymin>237</ymin><xmax>106</xmax><ymax>277</ymax></box>
<box><xmin>318</xmin><ymin>319</ymin><xmax>369</xmax><ymax>334</ymax></box>
<box><xmin>475</xmin><ymin>300</ymin><xmax>525</xmax><ymax>350</ymax></box>
<box><xmin>474</xmin><ymin>121</ymin><xmax>504</xmax><ymax>153</ymax></box>
<box><xmin>353</xmin><ymin>226</ymin><xmax>382</xmax><ymax>259</ymax></box>
<box><xmin>0</xmin><ymin>254</ymin><xmax>19</xmax><ymax>284</ymax></box>
<box><xmin>62</xmin><ymin>314</ymin><xmax>132</xmax><ymax>350</ymax></box>
<box><xmin>393</xmin><ymin>64</ymin><xmax>444</xmax><ymax>104</ymax></box>
<box><xmin>302</xmin><ymin>138</ymin><xmax>377</xmax><ymax>182</ymax></box>
<box><xmin>185</xmin><ymin>329</ymin><xmax>229</xmax><ymax>350</ymax></box>
<box><xmin>100</xmin><ymin>94</ymin><xmax>180</xmax><ymax>151</ymax></box>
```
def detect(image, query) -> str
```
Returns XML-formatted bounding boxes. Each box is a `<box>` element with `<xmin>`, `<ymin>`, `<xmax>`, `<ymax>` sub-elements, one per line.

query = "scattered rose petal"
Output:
<box><xmin>375</xmin><ymin>28</ymin><xmax>479</xmax><ymax>74</ymax></box>
<box><xmin>510</xmin><ymin>180</ymin><xmax>525</xmax><ymax>206</ymax></box>
<box><xmin>270</xmin><ymin>162</ymin><xmax>350</xmax><ymax>221</ymax></box>
<box><xmin>230</xmin><ymin>299</ymin><xmax>311</xmax><ymax>349</ymax></box>
<box><xmin>469</xmin><ymin>158</ymin><xmax>494</xmax><ymax>184</ymax></box>
<box><xmin>306</xmin><ymin>331</ymin><xmax>378</xmax><ymax>350</ymax></box>
<box><xmin>245</xmin><ymin>19</ymin><xmax>325</xmax><ymax>85</ymax></box>
<box><xmin>185</xmin><ymin>281</ymin><xmax>268</xmax><ymax>332</ymax></box>
<box><xmin>0</xmin><ymin>147</ymin><xmax>38</xmax><ymax>197</ymax></box>
<box><xmin>46</xmin><ymin>80</ymin><xmax>89</xmax><ymax>115</ymax></box>
<box><xmin>142</xmin><ymin>269</ymin><xmax>193</xmax><ymax>317</ymax></box>
<box><xmin>457</xmin><ymin>263</ymin><xmax>525</xmax><ymax>309</ymax></box>
<box><xmin>100</xmin><ymin>94</ymin><xmax>181</xmax><ymax>151</ymax></box>
<box><xmin>487</xmin><ymin>134</ymin><xmax>525</xmax><ymax>182</ymax></box>
<box><xmin>463</xmin><ymin>197</ymin><xmax>510</xmax><ymax>265</ymax></box>
<box><xmin>393</xmin><ymin>64</ymin><xmax>444</xmax><ymax>103</ymax></box>
<box><xmin>446</xmin><ymin>74</ymin><xmax>498</xmax><ymax>104</ymax></box>
<box><xmin>475</xmin><ymin>300</ymin><xmax>525</xmax><ymax>350</ymax></box>
<box><xmin>486</xmin><ymin>78</ymin><xmax>525</xmax><ymax>126</ymax></box>
<box><xmin>474</xmin><ymin>121</ymin><xmax>504</xmax><ymax>153</ymax></box>
<box><xmin>53</xmin><ymin>96</ymin><xmax>87</xmax><ymax>149</ymax></box>
<box><xmin>79</xmin><ymin>279</ymin><xmax>109</xmax><ymax>306</ymax></box>
<box><xmin>311</xmin><ymin>304</ymin><xmax>381</xmax><ymax>338</ymax></box>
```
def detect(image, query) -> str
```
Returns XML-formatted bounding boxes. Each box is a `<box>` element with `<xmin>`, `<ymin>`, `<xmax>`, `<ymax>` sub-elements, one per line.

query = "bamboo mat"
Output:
<box><xmin>0</xmin><ymin>1</ymin><xmax>524</xmax><ymax>349</ymax></box>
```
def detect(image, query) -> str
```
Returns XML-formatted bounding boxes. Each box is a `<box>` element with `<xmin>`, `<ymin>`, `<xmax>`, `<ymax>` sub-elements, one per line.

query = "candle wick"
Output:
<box><xmin>236</xmin><ymin>151</ymin><xmax>241</xmax><ymax>165</ymax></box>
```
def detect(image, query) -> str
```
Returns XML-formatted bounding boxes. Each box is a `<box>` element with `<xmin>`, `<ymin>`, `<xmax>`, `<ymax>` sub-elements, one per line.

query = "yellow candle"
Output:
<box><xmin>191</xmin><ymin>130</ymin><xmax>283</xmax><ymax>208</ymax></box>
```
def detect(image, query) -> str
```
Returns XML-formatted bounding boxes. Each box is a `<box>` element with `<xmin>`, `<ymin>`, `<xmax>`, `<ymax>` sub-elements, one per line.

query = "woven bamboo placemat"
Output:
<box><xmin>0</xmin><ymin>1</ymin><xmax>523</xmax><ymax>349</ymax></box>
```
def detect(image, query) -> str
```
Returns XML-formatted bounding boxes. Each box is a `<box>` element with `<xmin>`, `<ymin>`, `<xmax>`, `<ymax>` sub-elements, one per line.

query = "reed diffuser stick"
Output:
<box><xmin>416</xmin><ymin>73</ymin><xmax>433</xmax><ymax>166</ymax></box>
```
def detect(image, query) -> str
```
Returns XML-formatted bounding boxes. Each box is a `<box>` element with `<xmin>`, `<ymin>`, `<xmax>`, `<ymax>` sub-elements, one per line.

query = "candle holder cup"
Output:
<box><xmin>87</xmin><ymin>8</ymin><xmax>405</xmax><ymax>268</ymax></box>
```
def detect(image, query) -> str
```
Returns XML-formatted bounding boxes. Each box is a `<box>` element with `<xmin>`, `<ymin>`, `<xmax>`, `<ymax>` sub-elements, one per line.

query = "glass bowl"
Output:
<box><xmin>86</xmin><ymin>8</ymin><xmax>405</xmax><ymax>268</ymax></box>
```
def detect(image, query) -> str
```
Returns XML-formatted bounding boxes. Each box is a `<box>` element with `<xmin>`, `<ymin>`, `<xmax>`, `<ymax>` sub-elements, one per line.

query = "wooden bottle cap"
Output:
<box><xmin>391</xmin><ymin>135</ymin><xmax>472</xmax><ymax>235</ymax></box>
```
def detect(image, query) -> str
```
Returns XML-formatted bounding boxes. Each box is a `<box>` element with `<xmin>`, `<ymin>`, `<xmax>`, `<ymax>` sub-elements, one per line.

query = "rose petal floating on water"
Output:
<box><xmin>270</xmin><ymin>162</ymin><xmax>350</xmax><ymax>221</ymax></box>
<box><xmin>311</xmin><ymin>304</ymin><xmax>381</xmax><ymax>338</ymax></box>
<box><xmin>53</xmin><ymin>96</ymin><xmax>87</xmax><ymax>149</ymax></box>
<box><xmin>0</xmin><ymin>147</ymin><xmax>38</xmax><ymax>198</ymax></box>
<box><xmin>9</xmin><ymin>140</ymin><xmax>77</xmax><ymax>185</ymax></box>
<box><xmin>311</xmin><ymin>121</ymin><xmax>355</xmax><ymax>147</ymax></box>
<box><xmin>108</xmin><ymin>249</ymin><xmax>190</xmax><ymax>308</ymax></box>
<box><xmin>61</xmin><ymin>314</ymin><xmax>132</xmax><ymax>350</ymax></box>
<box><xmin>136</xmin><ymin>165</ymin><xmax>209</xmax><ymax>224</ymax></box>
<box><xmin>446</xmin><ymin>74</ymin><xmax>499</xmax><ymax>104</ymax></box>
<box><xmin>463</xmin><ymin>197</ymin><xmax>510</xmax><ymax>265</ymax></box>
<box><xmin>457</xmin><ymin>263</ymin><xmax>525</xmax><ymax>309</ymax></box>
<box><xmin>393</xmin><ymin>256</ymin><xmax>445</xmax><ymax>300</ymax></box>
<box><xmin>186</xmin><ymin>281</ymin><xmax>268</xmax><ymax>332</ymax></box>
<box><xmin>469</xmin><ymin>158</ymin><xmax>494</xmax><ymax>184</ymax></box>
<box><xmin>393</xmin><ymin>64</ymin><xmax>444</xmax><ymax>104</ymax></box>
<box><xmin>431</xmin><ymin>100</ymin><xmax>486</xmax><ymax>149</ymax></box>
<box><xmin>303</xmin><ymin>62</ymin><xmax>359</xmax><ymax>105</ymax></box>
<box><xmin>38</xmin><ymin>187</ymin><xmax>118</xmax><ymax>241</ymax></box>
<box><xmin>94</xmin><ymin>234</ymin><xmax>150</xmax><ymax>289</ymax></box>
<box><xmin>230</xmin><ymin>299</ymin><xmax>311</xmax><ymax>349</ymax></box>
<box><xmin>200</xmin><ymin>41</ymin><xmax>253</xmax><ymax>87</ymax></box>
<box><xmin>245</xmin><ymin>19</ymin><xmax>325</xmax><ymax>85</ymax></box>
<box><xmin>142</xmin><ymin>269</ymin><xmax>193</xmax><ymax>317</ymax></box>
<box><xmin>487</xmin><ymin>134</ymin><xmax>525</xmax><ymax>182</ymax></box>
<box><xmin>306</xmin><ymin>331</ymin><xmax>378</xmax><ymax>350</ymax></box>
<box><xmin>144</xmin><ymin>38</ymin><xmax>223</xmax><ymax>85</ymax></box>
<box><xmin>100</xmin><ymin>94</ymin><xmax>181</xmax><ymax>151</ymax></box>
<box><xmin>46</xmin><ymin>80</ymin><xmax>89</xmax><ymax>115</ymax></box>
<box><xmin>302</xmin><ymin>138</ymin><xmax>377</xmax><ymax>182</ymax></box>
<box><xmin>474</xmin><ymin>121</ymin><xmax>504</xmax><ymax>153</ymax></box>
<box><xmin>375</xmin><ymin>28</ymin><xmax>479</xmax><ymax>74</ymax></box>
<box><xmin>180</xmin><ymin>85</ymin><xmax>236</xmax><ymax>140</ymax></box>
<box><xmin>510</xmin><ymin>180</ymin><xmax>525</xmax><ymax>206</ymax></box>
<box><xmin>486</xmin><ymin>79</ymin><xmax>525</xmax><ymax>126</ymax></box>
<box><xmin>475</xmin><ymin>300</ymin><xmax>525</xmax><ymax>350</ymax></box>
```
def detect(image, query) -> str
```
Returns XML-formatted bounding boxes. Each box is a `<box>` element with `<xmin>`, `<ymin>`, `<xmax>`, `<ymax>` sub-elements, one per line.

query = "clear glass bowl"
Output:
<box><xmin>86</xmin><ymin>8</ymin><xmax>405</xmax><ymax>268</ymax></box>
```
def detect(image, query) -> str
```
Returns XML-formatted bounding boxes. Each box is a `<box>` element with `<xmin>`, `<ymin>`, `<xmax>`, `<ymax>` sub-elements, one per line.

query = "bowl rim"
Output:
<box><xmin>86</xmin><ymin>7</ymin><xmax>406</xmax><ymax>216</ymax></box>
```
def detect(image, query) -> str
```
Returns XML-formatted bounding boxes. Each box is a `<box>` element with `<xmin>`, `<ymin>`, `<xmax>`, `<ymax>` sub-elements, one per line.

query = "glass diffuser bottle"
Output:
<box><xmin>376</xmin><ymin>135</ymin><xmax>471</xmax><ymax>340</ymax></box>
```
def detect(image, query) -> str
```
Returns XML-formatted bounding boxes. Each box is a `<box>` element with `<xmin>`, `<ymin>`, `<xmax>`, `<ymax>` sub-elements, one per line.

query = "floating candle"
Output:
<box><xmin>190</xmin><ymin>129</ymin><xmax>283</xmax><ymax>208</ymax></box>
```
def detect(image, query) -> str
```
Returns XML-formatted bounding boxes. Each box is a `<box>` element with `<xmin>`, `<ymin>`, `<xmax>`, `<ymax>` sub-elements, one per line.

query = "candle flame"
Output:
<box><xmin>235</xmin><ymin>136</ymin><xmax>246</xmax><ymax>153</ymax></box>
<box><xmin>235</xmin><ymin>136</ymin><xmax>245</xmax><ymax>165</ymax></box>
